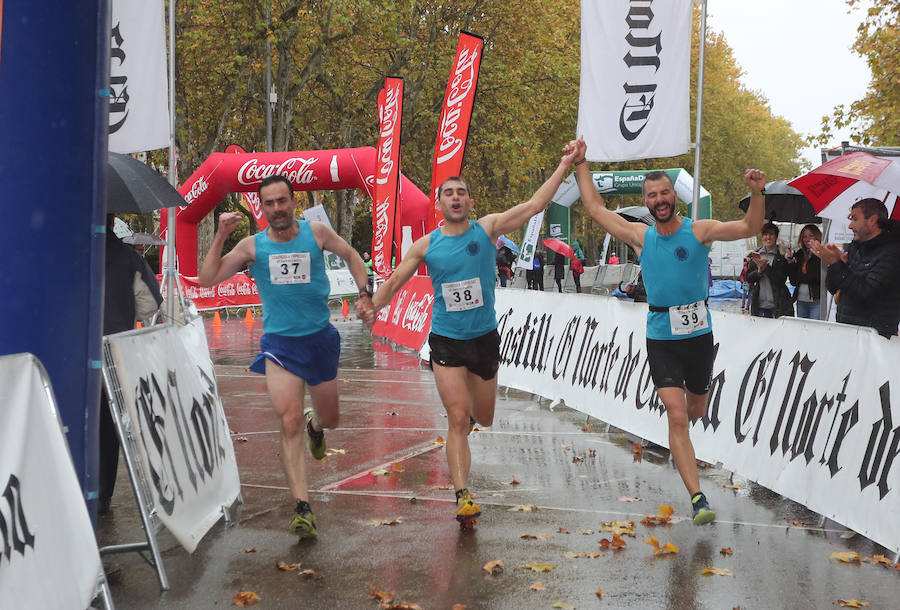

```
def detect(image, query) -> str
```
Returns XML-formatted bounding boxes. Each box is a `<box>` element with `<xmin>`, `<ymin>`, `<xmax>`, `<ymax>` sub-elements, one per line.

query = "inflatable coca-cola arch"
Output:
<box><xmin>164</xmin><ymin>147</ymin><xmax>430</xmax><ymax>276</ymax></box>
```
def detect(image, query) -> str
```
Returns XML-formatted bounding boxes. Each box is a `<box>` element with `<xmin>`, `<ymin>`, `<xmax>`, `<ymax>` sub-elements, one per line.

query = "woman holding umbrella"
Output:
<box><xmin>787</xmin><ymin>224</ymin><xmax>823</xmax><ymax>319</ymax></box>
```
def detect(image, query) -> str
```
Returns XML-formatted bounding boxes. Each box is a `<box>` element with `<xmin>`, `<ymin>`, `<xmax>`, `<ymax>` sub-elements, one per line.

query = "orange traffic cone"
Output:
<box><xmin>212</xmin><ymin>311</ymin><xmax>223</xmax><ymax>327</ymax></box>
<box><xmin>135</xmin><ymin>320</ymin><xmax>143</xmax><ymax>328</ymax></box>
<box><xmin>244</xmin><ymin>308</ymin><xmax>254</xmax><ymax>323</ymax></box>
<box><xmin>342</xmin><ymin>299</ymin><xmax>349</xmax><ymax>321</ymax></box>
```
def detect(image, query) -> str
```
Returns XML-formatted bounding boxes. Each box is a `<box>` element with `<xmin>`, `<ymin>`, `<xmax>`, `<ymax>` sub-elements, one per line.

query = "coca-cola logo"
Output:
<box><xmin>376</xmin><ymin>84</ymin><xmax>401</xmax><ymax>185</ymax></box>
<box><xmin>391</xmin><ymin>291</ymin><xmax>407</xmax><ymax>325</ymax></box>
<box><xmin>184</xmin><ymin>175</ymin><xmax>209</xmax><ymax>204</ymax></box>
<box><xmin>372</xmin><ymin>196</ymin><xmax>391</xmax><ymax>272</ymax></box>
<box><xmin>243</xmin><ymin>191</ymin><xmax>262</xmax><ymax>218</ymax></box>
<box><xmin>238</xmin><ymin>157</ymin><xmax>318</xmax><ymax>186</ymax></box>
<box><xmin>436</xmin><ymin>47</ymin><xmax>479</xmax><ymax>165</ymax></box>
<box><xmin>400</xmin><ymin>292</ymin><xmax>434</xmax><ymax>333</ymax></box>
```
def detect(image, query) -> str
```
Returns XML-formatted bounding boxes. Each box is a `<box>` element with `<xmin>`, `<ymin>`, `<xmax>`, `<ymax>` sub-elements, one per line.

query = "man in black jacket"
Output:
<box><xmin>811</xmin><ymin>198</ymin><xmax>900</xmax><ymax>338</ymax></box>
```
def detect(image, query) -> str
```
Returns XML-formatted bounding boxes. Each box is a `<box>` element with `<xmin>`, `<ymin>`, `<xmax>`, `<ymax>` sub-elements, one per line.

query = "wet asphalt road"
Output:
<box><xmin>97</xmin><ymin>314</ymin><xmax>900</xmax><ymax>609</ymax></box>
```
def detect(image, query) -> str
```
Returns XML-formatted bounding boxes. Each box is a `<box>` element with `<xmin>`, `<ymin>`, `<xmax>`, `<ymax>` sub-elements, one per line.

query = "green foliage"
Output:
<box><xmin>818</xmin><ymin>0</ymin><xmax>900</xmax><ymax>147</ymax></box>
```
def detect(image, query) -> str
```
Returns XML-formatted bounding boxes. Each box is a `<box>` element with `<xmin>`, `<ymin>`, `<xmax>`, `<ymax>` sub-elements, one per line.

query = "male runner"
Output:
<box><xmin>199</xmin><ymin>175</ymin><xmax>372</xmax><ymax>538</ymax></box>
<box><xmin>569</xmin><ymin>137</ymin><xmax>766</xmax><ymax>524</ymax></box>
<box><xmin>366</xmin><ymin>146</ymin><xmax>580</xmax><ymax>527</ymax></box>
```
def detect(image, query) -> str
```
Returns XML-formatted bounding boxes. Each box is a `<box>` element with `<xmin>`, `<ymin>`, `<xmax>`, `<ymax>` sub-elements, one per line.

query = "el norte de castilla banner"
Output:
<box><xmin>578</xmin><ymin>0</ymin><xmax>692</xmax><ymax>162</ymax></box>
<box><xmin>494</xmin><ymin>289</ymin><xmax>900</xmax><ymax>555</ymax></box>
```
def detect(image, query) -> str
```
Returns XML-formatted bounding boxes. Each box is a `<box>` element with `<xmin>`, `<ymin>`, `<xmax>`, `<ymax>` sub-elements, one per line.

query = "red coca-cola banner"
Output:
<box><xmin>371</xmin><ymin>276</ymin><xmax>434</xmax><ymax>351</ymax></box>
<box><xmin>163</xmin><ymin>147</ymin><xmax>431</xmax><ymax>276</ymax></box>
<box><xmin>373</xmin><ymin>77</ymin><xmax>403</xmax><ymax>275</ymax></box>
<box><xmin>158</xmin><ymin>273</ymin><xmax>261</xmax><ymax>310</ymax></box>
<box><xmin>428</xmin><ymin>31</ymin><xmax>483</xmax><ymax>231</ymax></box>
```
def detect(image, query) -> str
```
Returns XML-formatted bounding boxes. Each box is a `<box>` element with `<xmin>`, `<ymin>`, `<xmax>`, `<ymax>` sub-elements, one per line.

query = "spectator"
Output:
<box><xmin>571</xmin><ymin>256</ymin><xmax>584</xmax><ymax>293</ymax></box>
<box><xmin>496</xmin><ymin>246</ymin><xmax>513</xmax><ymax>287</ymax></box>
<box><xmin>553</xmin><ymin>252</ymin><xmax>566</xmax><ymax>292</ymax></box>
<box><xmin>747</xmin><ymin>222</ymin><xmax>794</xmax><ymax>318</ymax></box>
<box><xmin>362</xmin><ymin>251</ymin><xmax>375</xmax><ymax>288</ymax></box>
<box><xmin>620</xmin><ymin>272</ymin><xmax>647</xmax><ymax>302</ymax></box>
<box><xmin>739</xmin><ymin>254</ymin><xmax>751</xmax><ymax>313</ymax></box>
<box><xmin>811</xmin><ymin>198</ymin><xmax>900</xmax><ymax>338</ymax></box>
<box><xmin>787</xmin><ymin>224</ymin><xmax>823</xmax><ymax>319</ymax></box>
<box><xmin>99</xmin><ymin>215</ymin><xmax>163</xmax><ymax>513</ymax></box>
<box><xmin>608</xmin><ymin>253</ymin><xmax>620</xmax><ymax>265</ymax></box>
<box><xmin>530</xmin><ymin>249</ymin><xmax>545</xmax><ymax>291</ymax></box>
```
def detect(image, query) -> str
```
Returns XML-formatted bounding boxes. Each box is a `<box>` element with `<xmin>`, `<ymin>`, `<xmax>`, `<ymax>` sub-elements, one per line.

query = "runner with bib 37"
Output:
<box><xmin>365</xmin><ymin>145</ymin><xmax>581</xmax><ymax>528</ymax></box>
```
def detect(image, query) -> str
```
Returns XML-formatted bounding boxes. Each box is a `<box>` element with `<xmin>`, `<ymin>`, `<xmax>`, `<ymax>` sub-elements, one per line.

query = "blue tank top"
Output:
<box><xmin>249</xmin><ymin>220</ymin><xmax>330</xmax><ymax>336</ymax></box>
<box><xmin>639</xmin><ymin>217</ymin><xmax>712</xmax><ymax>340</ymax></box>
<box><xmin>425</xmin><ymin>220</ymin><xmax>498</xmax><ymax>339</ymax></box>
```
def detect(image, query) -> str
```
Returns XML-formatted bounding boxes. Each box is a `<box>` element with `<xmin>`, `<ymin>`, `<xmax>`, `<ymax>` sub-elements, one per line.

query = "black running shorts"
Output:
<box><xmin>428</xmin><ymin>329</ymin><xmax>501</xmax><ymax>381</ymax></box>
<box><xmin>646</xmin><ymin>332</ymin><xmax>715</xmax><ymax>395</ymax></box>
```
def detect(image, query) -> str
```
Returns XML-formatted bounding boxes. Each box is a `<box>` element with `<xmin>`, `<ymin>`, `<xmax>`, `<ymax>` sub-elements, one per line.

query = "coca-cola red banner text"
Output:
<box><xmin>166</xmin><ymin>147</ymin><xmax>431</xmax><ymax>276</ymax></box>
<box><xmin>428</xmin><ymin>31</ymin><xmax>483</xmax><ymax>232</ymax></box>
<box><xmin>372</xmin><ymin>77</ymin><xmax>403</xmax><ymax>275</ymax></box>
<box><xmin>371</xmin><ymin>276</ymin><xmax>434</xmax><ymax>351</ymax></box>
<box><xmin>158</xmin><ymin>273</ymin><xmax>261</xmax><ymax>310</ymax></box>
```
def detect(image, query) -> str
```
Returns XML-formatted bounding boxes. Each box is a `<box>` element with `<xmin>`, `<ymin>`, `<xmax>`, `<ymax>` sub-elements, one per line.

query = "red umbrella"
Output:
<box><xmin>789</xmin><ymin>151</ymin><xmax>900</xmax><ymax>222</ymax></box>
<box><xmin>542</xmin><ymin>238</ymin><xmax>575</xmax><ymax>259</ymax></box>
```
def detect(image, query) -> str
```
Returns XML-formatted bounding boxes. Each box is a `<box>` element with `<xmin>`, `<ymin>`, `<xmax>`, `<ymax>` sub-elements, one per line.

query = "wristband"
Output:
<box><xmin>574</xmin><ymin>158</ymin><xmax>587</xmax><ymax>166</ymax></box>
<box><xmin>359</xmin><ymin>288</ymin><xmax>372</xmax><ymax>298</ymax></box>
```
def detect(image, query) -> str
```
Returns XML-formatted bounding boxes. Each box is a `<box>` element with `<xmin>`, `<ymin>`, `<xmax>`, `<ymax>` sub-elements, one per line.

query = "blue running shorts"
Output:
<box><xmin>249</xmin><ymin>324</ymin><xmax>340</xmax><ymax>386</ymax></box>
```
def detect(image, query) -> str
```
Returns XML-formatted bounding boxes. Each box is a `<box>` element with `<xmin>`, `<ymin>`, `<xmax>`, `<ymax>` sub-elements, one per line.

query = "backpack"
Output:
<box><xmin>571</xmin><ymin>258</ymin><xmax>584</xmax><ymax>274</ymax></box>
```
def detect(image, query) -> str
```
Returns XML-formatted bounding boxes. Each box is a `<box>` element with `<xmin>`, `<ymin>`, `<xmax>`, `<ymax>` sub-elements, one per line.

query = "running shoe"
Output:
<box><xmin>304</xmin><ymin>407</ymin><xmax>326</xmax><ymax>460</ymax></box>
<box><xmin>691</xmin><ymin>492</ymin><xmax>716</xmax><ymax>525</ymax></box>
<box><xmin>288</xmin><ymin>509</ymin><xmax>318</xmax><ymax>538</ymax></box>
<box><xmin>456</xmin><ymin>489</ymin><xmax>481</xmax><ymax>528</ymax></box>
<box><xmin>468</xmin><ymin>416</ymin><xmax>477</xmax><ymax>434</ymax></box>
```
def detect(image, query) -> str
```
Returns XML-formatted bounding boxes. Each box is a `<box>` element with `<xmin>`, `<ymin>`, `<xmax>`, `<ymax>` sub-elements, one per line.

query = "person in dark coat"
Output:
<box><xmin>531</xmin><ymin>250</ymin><xmax>545</xmax><ymax>291</ymax></box>
<box><xmin>787</xmin><ymin>224</ymin><xmax>823</xmax><ymax>319</ymax></box>
<box><xmin>553</xmin><ymin>252</ymin><xmax>566</xmax><ymax>292</ymax></box>
<box><xmin>747</xmin><ymin>222</ymin><xmax>794</xmax><ymax>318</ymax></box>
<box><xmin>812</xmin><ymin>198</ymin><xmax>900</xmax><ymax>338</ymax></box>
<box><xmin>100</xmin><ymin>215</ymin><xmax>163</xmax><ymax>513</ymax></box>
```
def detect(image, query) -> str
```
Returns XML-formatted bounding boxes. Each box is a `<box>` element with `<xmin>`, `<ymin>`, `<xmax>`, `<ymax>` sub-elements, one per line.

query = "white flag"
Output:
<box><xmin>577</xmin><ymin>0</ymin><xmax>692</xmax><ymax>162</ymax></box>
<box><xmin>516</xmin><ymin>211</ymin><xmax>544</xmax><ymax>269</ymax></box>
<box><xmin>109</xmin><ymin>0</ymin><xmax>169</xmax><ymax>153</ymax></box>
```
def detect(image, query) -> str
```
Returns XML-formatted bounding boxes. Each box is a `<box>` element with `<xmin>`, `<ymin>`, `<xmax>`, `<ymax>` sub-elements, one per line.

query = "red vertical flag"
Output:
<box><xmin>428</xmin><ymin>31</ymin><xmax>483</xmax><ymax>231</ymax></box>
<box><xmin>372</xmin><ymin>77</ymin><xmax>404</xmax><ymax>275</ymax></box>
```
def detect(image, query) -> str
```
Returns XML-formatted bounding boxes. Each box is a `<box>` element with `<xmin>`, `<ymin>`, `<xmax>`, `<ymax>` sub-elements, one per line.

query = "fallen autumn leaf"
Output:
<box><xmin>367</xmin><ymin>584</ymin><xmax>394</xmax><ymax>604</ymax></box>
<box><xmin>232</xmin><ymin>591</ymin><xmax>260</xmax><ymax>606</ymax></box>
<box><xmin>483</xmin><ymin>560</ymin><xmax>504</xmax><ymax>576</ymax></box>
<box><xmin>720</xmin><ymin>547</ymin><xmax>734</xmax><ymax>556</ymax></box>
<box><xmin>700</xmin><ymin>566</ymin><xmax>733</xmax><ymax>576</ymax></box>
<box><xmin>276</xmin><ymin>560</ymin><xmax>302</xmax><ymax>571</ymax></box>
<box><xmin>517</xmin><ymin>561</ymin><xmax>557</xmax><ymax>573</ymax></box>
<box><xmin>830</xmin><ymin>551</ymin><xmax>862</xmax><ymax>563</ymax></box>
<box><xmin>529</xmin><ymin>582</ymin><xmax>544</xmax><ymax>591</ymax></box>
<box><xmin>837</xmin><ymin>600</ymin><xmax>870</xmax><ymax>608</ymax></box>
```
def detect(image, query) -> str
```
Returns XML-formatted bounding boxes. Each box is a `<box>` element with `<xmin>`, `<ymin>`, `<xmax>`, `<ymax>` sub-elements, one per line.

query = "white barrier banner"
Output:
<box><xmin>495</xmin><ymin>290</ymin><xmax>900</xmax><ymax>554</ymax></box>
<box><xmin>0</xmin><ymin>354</ymin><xmax>101</xmax><ymax>607</ymax></box>
<box><xmin>577</xmin><ymin>0</ymin><xmax>692</xmax><ymax>162</ymax></box>
<box><xmin>105</xmin><ymin>318</ymin><xmax>241</xmax><ymax>553</ymax></box>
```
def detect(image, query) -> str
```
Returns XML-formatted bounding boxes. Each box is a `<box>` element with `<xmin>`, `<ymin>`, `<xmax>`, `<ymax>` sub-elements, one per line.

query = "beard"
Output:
<box><xmin>649</xmin><ymin>199</ymin><xmax>676</xmax><ymax>222</ymax></box>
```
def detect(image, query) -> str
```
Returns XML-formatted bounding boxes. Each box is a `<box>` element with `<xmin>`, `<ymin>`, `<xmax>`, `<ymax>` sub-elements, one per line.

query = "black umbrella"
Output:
<box><xmin>122</xmin><ymin>232</ymin><xmax>166</xmax><ymax>246</ymax></box>
<box><xmin>615</xmin><ymin>205</ymin><xmax>655</xmax><ymax>225</ymax></box>
<box><xmin>107</xmin><ymin>152</ymin><xmax>188</xmax><ymax>213</ymax></box>
<box><xmin>738</xmin><ymin>180</ymin><xmax>820</xmax><ymax>224</ymax></box>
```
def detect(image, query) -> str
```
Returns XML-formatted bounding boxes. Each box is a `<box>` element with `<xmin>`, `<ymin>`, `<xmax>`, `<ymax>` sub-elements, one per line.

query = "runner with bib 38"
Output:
<box><xmin>365</xmin><ymin>145</ymin><xmax>581</xmax><ymax>528</ymax></box>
